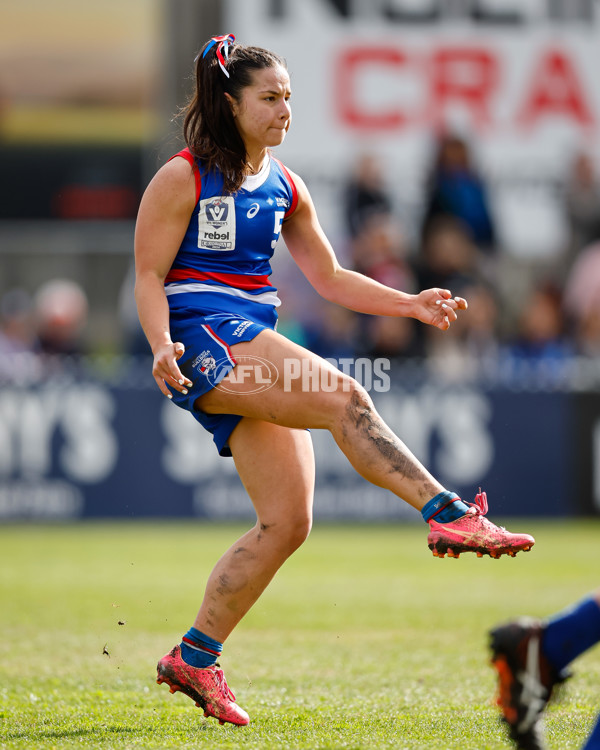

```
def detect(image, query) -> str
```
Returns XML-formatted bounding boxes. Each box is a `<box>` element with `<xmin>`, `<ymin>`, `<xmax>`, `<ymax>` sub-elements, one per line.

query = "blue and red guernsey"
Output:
<box><xmin>165</xmin><ymin>148</ymin><xmax>298</xmax><ymax>326</ymax></box>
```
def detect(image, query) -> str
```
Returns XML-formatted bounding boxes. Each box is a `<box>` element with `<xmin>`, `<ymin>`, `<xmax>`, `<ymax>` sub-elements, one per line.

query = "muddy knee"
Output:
<box><xmin>258</xmin><ymin>513</ymin><xmax>312</xmax><ymax>554</ymax></box>
<box><xmin>339</xmin><ymin>380</ymin><xmax>376</xmax><ymax>430</ymax></box>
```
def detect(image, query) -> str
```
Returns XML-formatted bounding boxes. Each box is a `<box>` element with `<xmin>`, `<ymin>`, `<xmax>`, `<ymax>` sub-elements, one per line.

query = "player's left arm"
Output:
<box><xmin>281</xmin><ymin>170</ymin><xmax>467</xmax><ymax>331</ymax></box>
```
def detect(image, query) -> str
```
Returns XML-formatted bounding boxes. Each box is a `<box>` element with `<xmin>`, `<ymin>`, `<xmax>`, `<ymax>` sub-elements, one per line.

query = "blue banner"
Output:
<box><xmin>0</xmin><ymin>363</ymin><xmax>579</xmax><ymax>520</ymax></box>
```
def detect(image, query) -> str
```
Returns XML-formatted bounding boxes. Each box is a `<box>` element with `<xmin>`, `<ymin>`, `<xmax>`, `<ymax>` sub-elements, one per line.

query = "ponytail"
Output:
<box><xmin>183</xmin><ymin>36</ymin><xmax>287</xmax><ymax>193</ymax></box>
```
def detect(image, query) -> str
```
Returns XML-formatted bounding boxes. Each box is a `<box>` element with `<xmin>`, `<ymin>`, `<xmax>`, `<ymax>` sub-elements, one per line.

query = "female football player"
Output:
<box><xmin>135</xmin><ymin>34</ymin><xmax>535</xmax><ymax>726</ymax></box>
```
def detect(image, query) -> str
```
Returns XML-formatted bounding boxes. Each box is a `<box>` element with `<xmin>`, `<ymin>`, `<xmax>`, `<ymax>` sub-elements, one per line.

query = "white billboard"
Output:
<box><xmin>224</xmin><ymin>0</ymin><xmax>600</xmax><ymax>257</ymax></box>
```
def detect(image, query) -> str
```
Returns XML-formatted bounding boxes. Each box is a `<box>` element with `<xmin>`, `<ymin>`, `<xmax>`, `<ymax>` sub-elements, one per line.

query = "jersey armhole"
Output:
<box><xmin>273</xmin><ymin>157</ymin><xmax>299</xmax><ymax>219</ymax></box>
<box><xmin>168</xmin><ymin>148</ymin><xmax>202</xmax><ymax>204</ymax></box>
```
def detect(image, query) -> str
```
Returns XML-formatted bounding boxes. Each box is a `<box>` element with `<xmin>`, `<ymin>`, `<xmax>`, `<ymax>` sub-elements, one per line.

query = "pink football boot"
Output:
<box><xmin>156</xmin><ymin>645</ymin><xmax>249</xmax><ymax>726</ymax></box>
<box><xmin>427</xmin><ymin>490</ymin><xmax>535</xmax><ymax>559</ymax></box>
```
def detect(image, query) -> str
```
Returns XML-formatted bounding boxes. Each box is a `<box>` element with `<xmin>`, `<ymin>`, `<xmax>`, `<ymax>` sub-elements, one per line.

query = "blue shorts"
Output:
<box><xmin>168</xmin><ymin>309</ymin><xmax>271</xmax><ymax>456</ymax></box>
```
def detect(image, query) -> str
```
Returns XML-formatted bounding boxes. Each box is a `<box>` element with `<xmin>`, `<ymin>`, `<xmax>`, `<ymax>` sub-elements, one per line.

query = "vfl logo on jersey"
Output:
<box><xmin>198</xmin><ymin>196</ymin><xmax>236</xmax><ymax>251</ymax></box>
<box><xmin>206</xmin><ymin>198</ymin><xmax>228</xmax><ymax>225</ymax></box>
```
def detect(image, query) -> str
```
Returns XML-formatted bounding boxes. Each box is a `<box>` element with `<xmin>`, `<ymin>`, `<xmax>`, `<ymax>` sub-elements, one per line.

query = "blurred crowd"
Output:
<box><xmin>0</xmin><ymin>279</ymin><xmax>88</xmax><ymax>358</ymax></box>
<box><xmin>0</xmin><ymin>278</ymin><xmax>91</xmax><ymax>381</ymax></box>
<box><xmin>276</xmin><ymin>133</ymin><xmax>600</xmax><ymax>386</ymax></box>
<box><xmin>2</xmin><ymin>132</ymin><xmax>600</xmax><ymax>388</ymax></box>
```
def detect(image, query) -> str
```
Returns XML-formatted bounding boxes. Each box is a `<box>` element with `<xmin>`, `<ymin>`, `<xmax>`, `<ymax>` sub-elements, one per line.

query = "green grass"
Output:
<box><xmin>0</xmin><ymin>520</ymin><xmax>599</xmax><ymax>749</ymax></box>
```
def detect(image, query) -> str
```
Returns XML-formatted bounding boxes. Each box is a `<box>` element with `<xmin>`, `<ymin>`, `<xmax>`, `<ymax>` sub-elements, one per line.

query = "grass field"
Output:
<box><xmin>0</xmin><ymin>520</ymin><xmax>599</xmax><ymax>750</ymax></box>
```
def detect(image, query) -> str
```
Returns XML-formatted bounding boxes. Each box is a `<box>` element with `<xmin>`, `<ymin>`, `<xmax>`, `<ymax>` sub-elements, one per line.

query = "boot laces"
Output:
<box><xmin>467</xmin><ymin>489</ymin><xmax>508</xmax><ymax>531</ymax></box>
<box><xmin>214</xmin><ymin>668</ymin><xmax>236</xmax><ymax>702</ymax></box>
<box><xmin>467</xmin><ymin>489</ymin><xmax>489</xmax><ymax>516</ymax></box>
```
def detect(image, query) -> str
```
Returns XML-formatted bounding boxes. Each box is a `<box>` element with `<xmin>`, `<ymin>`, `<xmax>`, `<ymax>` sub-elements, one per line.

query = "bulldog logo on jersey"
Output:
<box><xmin>198</xmin><ymin>195</ymin><xmax>236</xmax><ymax>251</ymax></box>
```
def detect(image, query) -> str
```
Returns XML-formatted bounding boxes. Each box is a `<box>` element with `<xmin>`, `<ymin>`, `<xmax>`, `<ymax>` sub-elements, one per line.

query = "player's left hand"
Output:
<box><xmin>411</xmin><ymin>288</ymin><xmax>468</xmax><ymax>331</ymax></box>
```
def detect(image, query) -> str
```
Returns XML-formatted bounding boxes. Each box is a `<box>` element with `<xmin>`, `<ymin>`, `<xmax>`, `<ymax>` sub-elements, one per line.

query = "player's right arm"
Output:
<box><xmin>134</xmin><ymin>157</ymin><xmax>197</xmax><ymax>396</ymax></box>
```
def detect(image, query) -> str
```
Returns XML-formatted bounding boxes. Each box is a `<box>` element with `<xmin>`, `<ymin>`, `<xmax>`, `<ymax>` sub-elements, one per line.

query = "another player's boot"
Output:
<box><xmin>489</xmin><ymin>618</ymin><xmax>570</xmax><ymax>750</ymax></box>
<box><xmin>156</xmin><ymin>645</ymin><xmax>249</xmax><ymax>726</ymax></box>
<box><xmin>427</xmin><ymin>490</ymin><xmax>535</xmax><ymax>559</ymax></box>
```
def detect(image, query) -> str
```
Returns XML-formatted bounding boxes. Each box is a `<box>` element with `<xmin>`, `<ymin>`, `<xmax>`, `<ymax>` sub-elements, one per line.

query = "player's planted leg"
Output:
<box><xmin>157</xmin><ymin>645</ymin><xmax>249</xmax><ymax>726</ymax></box>
<box><xmin>156</xmin><ymin>422</ymin><xmax>315</xmax><ymax>725</ymax></box>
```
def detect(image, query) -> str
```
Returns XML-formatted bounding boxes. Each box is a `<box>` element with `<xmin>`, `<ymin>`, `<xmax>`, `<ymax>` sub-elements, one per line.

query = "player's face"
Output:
<box><xmin>228</xmin><ymin>65</ymin><xmax>292</xmax><ymax>155</ymax></box>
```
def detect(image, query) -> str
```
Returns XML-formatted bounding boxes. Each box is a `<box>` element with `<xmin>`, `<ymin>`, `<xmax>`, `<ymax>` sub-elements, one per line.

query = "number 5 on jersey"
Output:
<box><xmin>271</xmin><ymin>210</ymin><xmax>285</xmax><ymax>249</ymax></box>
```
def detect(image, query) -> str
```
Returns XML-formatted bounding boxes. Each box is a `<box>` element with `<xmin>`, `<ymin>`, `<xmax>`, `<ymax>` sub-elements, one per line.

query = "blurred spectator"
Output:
<box><xmin>423</xmin><ymin>281</ymin><xmax>501</xmax><ymax>382</ymax></box>
<box><xmin>459</xmin><ymin>281</ymin><xmax>501</xmax><ymax>368</ymax></box>
<box><xmin>503</xmin><ymin>281</ymin><xmax>573</xmax><ymax>382</ymax></box>
<box><xmin>421</xmin><ymin>133</ymin><xmax>496</xmax><ymax>254</ymax></box>
<box><xmin>365</xmin><ymin>315</ymin><xmax>424</xmax><ymax>363</ymax></box>
<box><xmin>563</xmin><ymin>151</ymin><xmax>600</xmax><ymax>263</ymax></box>
<box><xmin>350</xmin><ymin>213</ymin><xmax>418</xmax><ymax>360</ymax></box>
<box><xmin>0</xmin><ymin>288</ymin><xmax>35</xmax><ymax>354</ymax></box>
<box><xmin>424</xmin><ymin>325</ymin><xmax>469</xmax><ymax>383</ymax></box>
<box><xmin>563</xmin><ymin>240</ymin><xmax>600</xmax><ymax>356</ymax></box>
<box><xmin>33</xmin><ymin>279</ymin><xmax>89</xmax><ymax>356</ymax></box>
<box><xmin>416</xmin><ymin>216</ymin><xmax>479</xmax><ymax>292</ymax></box>
<box><xmin>342</xmin><ymin>153</ymin><xmax>393</xmax><ymax>239</ymax></box>
<box><xmin>351</xmin><ymin>212</ymin><xmax>415</xmax><ymax>292</ymax></box>
<box><xmin>303</xmin><ymin>302</ymin><xmax>359</xmax><ymax>360</ymax></box>
<box><xmin>415</xmin><ymin>217</ymin><xmax>483</xmax><ymax>373</ymax></box>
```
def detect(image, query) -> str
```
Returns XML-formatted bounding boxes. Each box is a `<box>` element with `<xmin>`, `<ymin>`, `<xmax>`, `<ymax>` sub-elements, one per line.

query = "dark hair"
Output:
<box><xmin>183</xmin><ymin>39</ymin><xmax>286</xmax><ymax>193</ymax></box>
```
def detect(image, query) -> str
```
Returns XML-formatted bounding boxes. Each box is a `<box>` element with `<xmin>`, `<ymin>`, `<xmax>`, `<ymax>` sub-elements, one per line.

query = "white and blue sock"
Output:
<box><xmin>542</xmin><ymin>596</ymin><xmax>600</xmax><ymax>674</ymax></box>
<box><xmin>421</xmin><ymin>491</ymin><xmax>470</xmax><ymax>523</ymax></box>
<box><xmin>180</xmin><ymin>627</ymin><xmax>223</xmax><ymax>669</ymax></box>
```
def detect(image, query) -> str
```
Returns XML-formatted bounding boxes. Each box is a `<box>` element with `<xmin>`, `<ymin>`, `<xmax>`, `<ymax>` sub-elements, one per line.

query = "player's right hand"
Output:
<box><xmin>152</xmin><ymin>341</ymin><xmax>193</xmax><ymax>398</ymax></box>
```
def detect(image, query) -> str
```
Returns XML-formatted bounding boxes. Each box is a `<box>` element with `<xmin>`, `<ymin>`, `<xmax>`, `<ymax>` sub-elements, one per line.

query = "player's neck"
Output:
<box><xmin>246</xmin><ymin>149</ymin><xmax>269</xmax><ymax>175</ymax></box>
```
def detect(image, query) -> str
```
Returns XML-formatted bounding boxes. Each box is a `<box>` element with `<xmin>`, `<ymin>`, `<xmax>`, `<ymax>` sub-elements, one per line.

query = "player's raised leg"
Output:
<box><xmin>198</xmin><ymin>328</ymin><xmax>535</xmax><ymax>559</ymax></box>
<box><xmin>157</xmin><ymin>419</ymin><xmax>315</xmax><ymax>725</ymax></box>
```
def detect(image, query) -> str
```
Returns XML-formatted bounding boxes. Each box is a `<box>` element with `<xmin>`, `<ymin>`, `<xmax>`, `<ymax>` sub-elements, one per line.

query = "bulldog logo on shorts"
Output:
<box><xmin>192</xmin><ymin>350</ymin><xmax>217</xmax><ymax>375</ymax></box>
<box><xmin>200</xmin><ymin>356</ymin><xmax>216</xmax><ymax>374</ymax></box>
